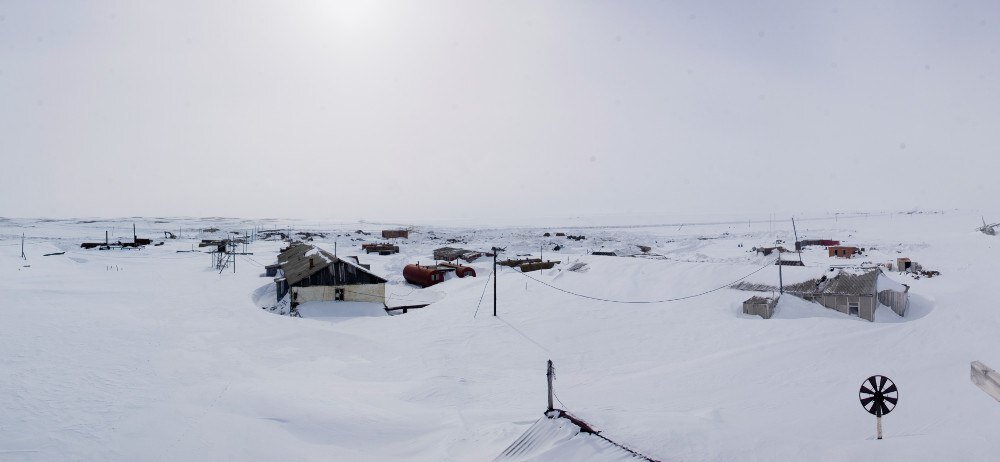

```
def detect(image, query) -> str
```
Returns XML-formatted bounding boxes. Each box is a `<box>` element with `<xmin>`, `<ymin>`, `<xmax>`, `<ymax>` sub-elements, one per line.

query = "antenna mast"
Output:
<box><xmin>791</xmin><ymin>217</ymin><xmax>802</xmax><ymax>264</ymax></box>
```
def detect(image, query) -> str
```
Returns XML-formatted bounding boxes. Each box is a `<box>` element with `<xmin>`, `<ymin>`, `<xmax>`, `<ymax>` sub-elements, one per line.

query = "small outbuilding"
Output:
<box><xmin>895</xmin><ymin>257</ymin><xmax>922</xmax><ymax>273</ymax></box>
<box><xmin>743</xmin><ymin>296</ymin><xmax>778</xmax><ymax>319</ymax></box>
<box><xmin>828</xmin><ymin>246</ymin><xmax>860</xmax><ymax>258</ymax></box>
<box><xmin>381</xmin><ymin>229</ymin><xmax>409</xmax><ymax>239</ymax></box>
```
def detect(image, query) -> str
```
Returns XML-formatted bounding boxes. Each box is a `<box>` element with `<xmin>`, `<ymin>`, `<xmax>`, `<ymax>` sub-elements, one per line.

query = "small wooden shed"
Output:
<box><xmin>743</xmin><ymin>296</ymin><xmax>778</xmax><ymax>319</ymax></box>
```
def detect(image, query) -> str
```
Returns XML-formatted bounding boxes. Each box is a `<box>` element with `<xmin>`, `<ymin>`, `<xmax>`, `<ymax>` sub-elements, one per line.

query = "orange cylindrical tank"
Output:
<box><xmin>404</xmin><ymin>264</ymin><xmax>447</xmax><ymax>287</ymax></box>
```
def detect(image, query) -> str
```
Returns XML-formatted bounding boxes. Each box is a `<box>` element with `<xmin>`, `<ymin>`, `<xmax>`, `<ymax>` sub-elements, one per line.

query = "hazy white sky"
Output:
<box><xmin>1</xmin><ymin>1</ymin><xmax>998</xmax><ymax>221</ymax></box>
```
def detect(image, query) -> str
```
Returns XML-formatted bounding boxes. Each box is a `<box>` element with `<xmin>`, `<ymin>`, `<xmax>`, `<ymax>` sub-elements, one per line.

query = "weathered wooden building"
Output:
<box><xmin>381</xmin><ymin>229</ymin><xmax>410</xmax><ymax>239</ymax></box>
<box><xmin>734</xmin><ymin>267</ymin><xmax>909</xmax><ymax>322</ymax></box>
<box><xmin>272</xmin><ymin>244</ymin><xmax>387</xmax><ymax>309</ymax></box>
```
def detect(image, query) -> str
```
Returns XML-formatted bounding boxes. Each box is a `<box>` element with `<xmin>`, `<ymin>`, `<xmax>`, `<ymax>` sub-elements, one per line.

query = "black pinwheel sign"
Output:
<box><xmin>860</xmin><ymin>375</ymin><xmax>898</xmax><ymax>416</ymax></box>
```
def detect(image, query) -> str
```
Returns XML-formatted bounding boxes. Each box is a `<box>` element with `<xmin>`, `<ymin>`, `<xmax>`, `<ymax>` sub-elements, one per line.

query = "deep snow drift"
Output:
<box><xmin>1</xmin><ymin>211</ymin><xmax>999</xmax><ymax>461</ymax></box>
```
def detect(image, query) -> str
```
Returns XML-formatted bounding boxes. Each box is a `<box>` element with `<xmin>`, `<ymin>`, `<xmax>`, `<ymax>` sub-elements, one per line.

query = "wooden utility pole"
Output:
<box><xmin>20</xmin><ymin>233</ymin><xmax>26</xmax><ymax>260</ymax></box>
<box><xmin>791</xmin><ymin>217</ymin><xmax>803</xmax><ymax>264</ymax></box>
<box><xmin>547</xmin><ymin>360</ymin><xmax>555</xmax><ymax>412</ymax></box>
<box><xmin>778</xmin><ymin>261</ymin><xmax>784</xmax><ymax>294</ymax></box>
<box><xmin>493</xmin><ymin>252</ymin><xmax>498</xmax><ymax>317</ymax></box>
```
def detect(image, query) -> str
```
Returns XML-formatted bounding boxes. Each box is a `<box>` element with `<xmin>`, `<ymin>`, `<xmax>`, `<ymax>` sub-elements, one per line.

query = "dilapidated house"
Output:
<box><xmin>272</xmin><ymin>244</ymin><xmax>387</xmax><ymax>309</ymax></box>
<box><xmin>734</xmin><ymin>267</ymin><xmax>909</xmax><ymax>322</ymax></box>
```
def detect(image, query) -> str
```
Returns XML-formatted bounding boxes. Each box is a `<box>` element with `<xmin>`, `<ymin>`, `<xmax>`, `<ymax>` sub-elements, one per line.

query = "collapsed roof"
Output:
<box><xmin>276</xmin><ymin>243</ymin><xmax>387</xmax><ymax>286</ymax></box>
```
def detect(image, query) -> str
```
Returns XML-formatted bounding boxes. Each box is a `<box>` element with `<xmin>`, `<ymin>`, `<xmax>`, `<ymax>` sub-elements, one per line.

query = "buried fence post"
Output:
<box><xmin>547</xmin><ymin>359</ymin><xmax>554</xmax><ymax>412</ymax></box>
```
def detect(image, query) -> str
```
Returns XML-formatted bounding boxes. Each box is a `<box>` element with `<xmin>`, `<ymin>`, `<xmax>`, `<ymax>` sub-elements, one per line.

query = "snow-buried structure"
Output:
<box><xmin>733</xmin><ymin>267</ymin><xmax>909</xmax><ymax>322</ymax></box>
<box><xmin>272</xmin><ymin>243</ymin><xmax>387</xmax><ymax>310</ymax></box>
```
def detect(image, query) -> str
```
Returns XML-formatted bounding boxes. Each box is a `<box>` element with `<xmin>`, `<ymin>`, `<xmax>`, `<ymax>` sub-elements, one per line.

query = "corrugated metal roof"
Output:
<box><xmin>276</xmin><ymin>243</ymin><xmax>386</xmax><ymax>286</ymax></box>
<box><xmin>734</xmin><ymin>268</ymin><xmax>880</xmax><ymax>297</ymax></box>
<box><xmin>819</xmin><ymin>269</ymin><xmax>878</xmax><ymax>296</ymax></box>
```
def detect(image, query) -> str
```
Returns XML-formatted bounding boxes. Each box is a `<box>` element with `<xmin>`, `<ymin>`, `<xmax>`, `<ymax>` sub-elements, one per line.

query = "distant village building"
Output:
<box><xmin>381</xmin><ymin>229</ymin><xmax>409</xmax><ymax>239</ymax></box>
<box><xmin>272</xmin><ymin>244</ymin><xmax>387</xmax><ymax>310</ymax></box>
<box><xmin>828</xmin><ymin>246</ymin><xmax>861</xmax><ymax>258</ymax></box>
<box><xmin>775</xmin><ymin>255</ymin><xmax>805</xmax><ymax>266</ymax></box>
<box><xmin>755</xmin><ymin>246</ymin><xmax>788</xmax><ymax>256</ymax></box>
<box><xmin>893</xmin><ymin>257</ymin><xmax>922</xmax><ymax>273</ymax></box>
<box><xmin>795</xmin><ymin>239</ymin><xmax>840</xmax><ymax>251</ymax></box>
<box><xmin>362</xmin><ymin>243</ymin><xmax>399</xmax><ymax>255</ymax></box>
<box><xmin>433</xmin><ymin>247</ymin><xmax>482</xmax><ymax>262</ymax></box>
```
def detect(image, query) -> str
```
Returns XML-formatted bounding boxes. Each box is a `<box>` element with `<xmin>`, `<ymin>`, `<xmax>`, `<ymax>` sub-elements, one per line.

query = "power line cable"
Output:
<box><xmin>506</xmin><ymin>257</ymin><xmax>778</xmax><ymax>304</ymax></box>
<box><xmin>473</xmin><ymin>269</ymin><xmax>494</xmax><ymax>318</ymax></box>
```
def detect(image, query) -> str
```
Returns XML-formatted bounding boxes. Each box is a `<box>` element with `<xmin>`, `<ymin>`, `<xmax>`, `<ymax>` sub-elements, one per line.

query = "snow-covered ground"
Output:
<box><xmin>1</xmin><ymin>210</ymin><xmax>999</xmax><ymax>461</ymax></box>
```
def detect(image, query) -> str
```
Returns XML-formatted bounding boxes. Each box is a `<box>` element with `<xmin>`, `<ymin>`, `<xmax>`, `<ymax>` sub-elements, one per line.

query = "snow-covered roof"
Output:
<box><xmin>734</xmin><ymin>266</ymin><xmax>895</xmax><ymax>297</ymax></box>
<box><xmin>877</xmin><ymin>273</ymin><xmax>909</xmax><ymax>293</ymax></box>
<box><xmin>738</xmin><ymin>264</ymin><xmax>826</xmax><ymax>289</ymax></box>
<box><xmin>819</xmin><ymin>269</ymin><xmax>878</xmax><ymax>296</ymax></box>
<box><xmin>276</xmin><ymin>243</ymin><xmax>387</xmax><ymax>286</ymax></box>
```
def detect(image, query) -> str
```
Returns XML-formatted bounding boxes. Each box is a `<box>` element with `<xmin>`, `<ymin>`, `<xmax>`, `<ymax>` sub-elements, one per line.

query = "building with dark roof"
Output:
<box><xmin>272</xmin><ymin>244</ymin><xmax>387</xmax><ymax>309</ymax></box>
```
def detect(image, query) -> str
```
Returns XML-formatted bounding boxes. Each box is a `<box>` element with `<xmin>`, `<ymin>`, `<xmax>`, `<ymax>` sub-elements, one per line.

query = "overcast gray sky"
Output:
<box><xmin>1</xmin><ymin>1</ymin><xmax>998</xmax><ymax>222</ymax></box>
